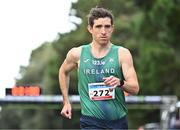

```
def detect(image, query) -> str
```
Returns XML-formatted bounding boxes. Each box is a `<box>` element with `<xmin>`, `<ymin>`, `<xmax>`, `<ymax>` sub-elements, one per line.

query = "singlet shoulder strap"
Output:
<box><xmin>80</xmin><ymin>44</ymin><xmax>90</xmax><ymax>56</ymax></box>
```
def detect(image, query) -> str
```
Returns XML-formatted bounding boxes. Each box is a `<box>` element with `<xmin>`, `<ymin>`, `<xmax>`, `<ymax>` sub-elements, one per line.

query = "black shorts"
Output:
<box><xmin>80</xmin><ymin>115</ymin><xmax>128</xmax><ymax>130</ymax></box>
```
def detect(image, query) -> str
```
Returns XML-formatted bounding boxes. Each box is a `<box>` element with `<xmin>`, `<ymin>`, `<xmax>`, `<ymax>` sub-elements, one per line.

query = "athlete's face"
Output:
<box><xmin>88</xmin><ymin>17</ymin><xmax>114</xmax><ymax>45</ymax></box>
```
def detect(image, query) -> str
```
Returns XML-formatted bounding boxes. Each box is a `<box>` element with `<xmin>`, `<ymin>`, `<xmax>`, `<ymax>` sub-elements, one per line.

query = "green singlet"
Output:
<box><xmin>78</xmin><ymin>44</ymin><xmax>128</xmax><ymax>120</ymax></box>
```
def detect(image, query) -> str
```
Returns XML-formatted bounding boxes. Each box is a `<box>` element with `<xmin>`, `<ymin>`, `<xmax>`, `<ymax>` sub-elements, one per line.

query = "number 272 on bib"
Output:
<box><xmin>88</xmin><ymin>83</ymin><xmax>115</xmax><ymax>100</ymax></box>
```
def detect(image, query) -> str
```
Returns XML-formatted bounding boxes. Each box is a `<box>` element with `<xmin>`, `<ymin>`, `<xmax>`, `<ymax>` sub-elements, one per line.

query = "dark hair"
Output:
<box><xmin>87</xmin><ymin>7</ymin><xmax>114</xmax><ymax>27</ymax></box>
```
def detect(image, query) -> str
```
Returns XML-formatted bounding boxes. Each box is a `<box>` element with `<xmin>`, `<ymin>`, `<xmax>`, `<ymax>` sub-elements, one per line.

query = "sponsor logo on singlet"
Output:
<box><xmin>83</xmin><ymin>59</ymin><xmax>115</xmax><ymax>75</ymax></box>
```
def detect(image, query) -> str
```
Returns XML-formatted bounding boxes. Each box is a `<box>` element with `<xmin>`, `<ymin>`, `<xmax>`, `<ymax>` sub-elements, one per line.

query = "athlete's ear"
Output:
<box><xmin>87</xmin><ymin>25</ymin><xmax>92</xmax><ymax>34</ymax></box>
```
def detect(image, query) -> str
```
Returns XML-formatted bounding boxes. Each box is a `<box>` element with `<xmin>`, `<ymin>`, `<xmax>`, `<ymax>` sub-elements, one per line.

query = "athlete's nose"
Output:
<box><xmin>101</xmin><ymin>27</ymin><xmax>106</xmax><ymax>35</ymax></box>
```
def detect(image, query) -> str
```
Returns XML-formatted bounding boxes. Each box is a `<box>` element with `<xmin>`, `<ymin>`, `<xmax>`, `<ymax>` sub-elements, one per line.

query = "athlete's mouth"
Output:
<box><xmin>100</xmin><ymin>37</ymin><xmax>107</xmax><ymax>39</ymax></box>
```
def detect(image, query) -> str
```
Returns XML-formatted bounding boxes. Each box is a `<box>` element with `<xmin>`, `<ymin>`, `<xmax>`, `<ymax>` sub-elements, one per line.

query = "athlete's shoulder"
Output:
<box><xmin>69</xmin><ymin>46</ymin><xmax>82</xmax><ymax>53</ymax></box>
<box><xmin>118</xmin><ymin>46</ymin><xmax>133</xmax><ymax>63</ymax></box>
<box><xmin>119</xmin><ymin>46</ymin><xmax>130</xmax><ymax>53</ymax></box>
<box><xmin>66</xmin><ymin>46</ymin><xmax>82</xmax><ymax>63</ymax></box>
<box><xmin>111</xmin><ymin>44</ymin><xmax>129</xmax><ymax>52</ymax></box>
<box><xmin>67</xmin><ymin>43</ymin><xmax>90</xmax><ymax>59</ymax></box>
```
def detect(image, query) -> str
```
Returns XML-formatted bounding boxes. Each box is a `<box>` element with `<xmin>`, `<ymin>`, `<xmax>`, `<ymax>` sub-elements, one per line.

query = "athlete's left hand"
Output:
<box><xmin>103</xmin><ymin>76</ymin><xmax>120</xmax><ymax>90</ymax></box>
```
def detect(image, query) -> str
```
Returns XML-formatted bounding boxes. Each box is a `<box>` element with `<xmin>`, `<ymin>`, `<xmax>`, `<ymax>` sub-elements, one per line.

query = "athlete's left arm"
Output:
<box><xmin>119</xmin><ymin>47</ymin><xmax>139</xmax><ymax>95</ymax></box>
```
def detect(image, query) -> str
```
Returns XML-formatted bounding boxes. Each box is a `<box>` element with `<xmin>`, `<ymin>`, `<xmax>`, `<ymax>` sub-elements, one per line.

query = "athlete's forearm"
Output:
<box><xmin>121</xmin><ymin>80</ymin><xmax>139</xmax><ymax>95</ymax></box>
<box><xmin>59</xmin><ymin>67</ymin><xmax>70</xmax><ymax>104</ymax></box>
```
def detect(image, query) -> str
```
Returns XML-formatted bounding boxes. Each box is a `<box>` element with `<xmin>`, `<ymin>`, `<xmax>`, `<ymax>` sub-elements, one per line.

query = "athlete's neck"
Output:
<box><xmin>90</xmin><ymin>42</ymin><xmax>112</xmax><ymax>58</ymax></box>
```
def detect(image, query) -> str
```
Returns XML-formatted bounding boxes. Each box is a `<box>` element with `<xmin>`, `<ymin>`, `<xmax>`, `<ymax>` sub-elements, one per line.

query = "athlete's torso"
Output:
<box><xmin>78</xmin><ymin>43</ymin><xmax>127</xmax><ymax>120</ymax></box>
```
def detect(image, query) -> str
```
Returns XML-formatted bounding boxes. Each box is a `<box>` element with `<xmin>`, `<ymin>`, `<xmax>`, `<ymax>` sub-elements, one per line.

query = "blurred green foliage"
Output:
<box><xmin>0</xmin><ymin>0</ymin><xmax>179</xmax><ymax>129</ymax></box>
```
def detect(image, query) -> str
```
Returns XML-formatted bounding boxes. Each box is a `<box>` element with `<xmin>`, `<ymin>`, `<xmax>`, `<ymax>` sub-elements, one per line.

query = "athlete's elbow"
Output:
<box><xmin>127</xmin><ymin>84</ymin><xmax>139</xmax><ymax>95</ymax></box>
<box><xmin>132</xmin><ymin>85</ymin><xmax>139</xmax><ymax>95</ymax></box>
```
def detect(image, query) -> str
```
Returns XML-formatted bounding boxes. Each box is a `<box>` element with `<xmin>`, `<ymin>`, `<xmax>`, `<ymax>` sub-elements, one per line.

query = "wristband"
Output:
<box><xmin>119</xmin><ymin>79</ymin><xmax>124</xmax><ymax>87</ymax></box>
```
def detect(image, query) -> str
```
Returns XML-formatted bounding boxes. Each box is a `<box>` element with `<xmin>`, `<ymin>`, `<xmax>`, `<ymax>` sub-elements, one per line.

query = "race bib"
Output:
<box><xmin>88</xmin><ymin>82</ymin><xmax>115</xmax><ymax>100</ymax></box>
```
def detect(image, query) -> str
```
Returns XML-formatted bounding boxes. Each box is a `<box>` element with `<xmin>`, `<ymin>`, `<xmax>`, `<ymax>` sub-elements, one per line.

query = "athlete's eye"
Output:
<box><xmin>105</xmin><ymin>25</ymin><xmax>111</xmax><ymax>29</ymax></box>
<box><xmin>95</xmin><ymin>25</ymin><xmax>102</xmax><ymax>28</ymax></box>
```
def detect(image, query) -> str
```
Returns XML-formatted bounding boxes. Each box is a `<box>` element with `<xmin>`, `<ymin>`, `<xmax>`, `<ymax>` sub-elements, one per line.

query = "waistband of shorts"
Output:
<box><xmin>80</xmin><ymin>114</ymin><xmax>127</xmax><ymax>123</ymax></box>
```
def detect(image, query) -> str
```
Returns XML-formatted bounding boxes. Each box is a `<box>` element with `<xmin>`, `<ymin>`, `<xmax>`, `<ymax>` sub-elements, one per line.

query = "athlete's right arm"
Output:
<box><xmin>59</xmin><ymin>47</ymin><xmax>81</xmax><ymax>119</ymax></box>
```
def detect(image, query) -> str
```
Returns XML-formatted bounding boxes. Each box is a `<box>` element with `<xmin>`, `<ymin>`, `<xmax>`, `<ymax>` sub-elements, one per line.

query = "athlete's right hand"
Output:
<box><xmin>61</xmin><ymin>103</ymin><xmax>72</xmax><ymax>119</ymax></box>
